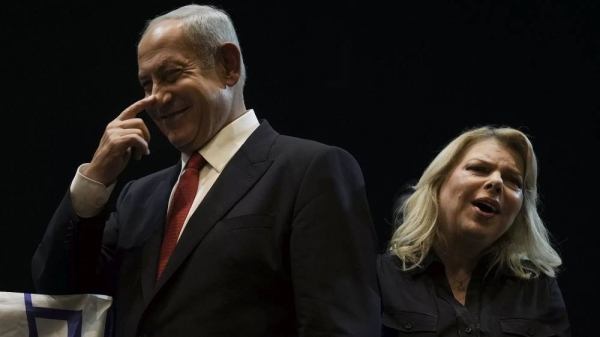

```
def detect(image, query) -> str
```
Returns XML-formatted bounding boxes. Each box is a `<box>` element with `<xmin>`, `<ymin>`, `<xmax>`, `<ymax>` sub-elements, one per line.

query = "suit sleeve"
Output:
<box><xmin>290</xmin><ymin>146</ymin><xmax>381</xmax><ymax>336</ymax></box>
<box><xmin>31</xmin><ymin>183</ymin><xmax>131</xmax><ymax>295</ymax></box>
<box><xmin>547</xmin><ymin>277</ymin><xmax>571</xmax><ymax>337</ymax></box>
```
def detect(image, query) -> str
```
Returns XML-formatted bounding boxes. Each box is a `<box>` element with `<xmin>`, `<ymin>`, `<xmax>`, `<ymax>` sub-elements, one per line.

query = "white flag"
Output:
<box><xmin>0</xmin><ymin>291</ymin><xmax>113</xmax><ymax>337</ymax></box>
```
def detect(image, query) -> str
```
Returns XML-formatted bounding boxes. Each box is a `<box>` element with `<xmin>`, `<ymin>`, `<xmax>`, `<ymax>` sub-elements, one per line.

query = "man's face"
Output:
<box><xmin>137</xmin><ymin>20</ymin><xmax>234</xmax><ymax>154</ymax></box>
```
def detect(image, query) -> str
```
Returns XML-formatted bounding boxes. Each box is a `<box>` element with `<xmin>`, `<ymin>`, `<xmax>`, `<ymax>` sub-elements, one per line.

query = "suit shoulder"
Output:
<box><xmin>275</xmin><ymin>135</ymin><xmax>356</xmax><ymax>160</ymax></box>
<box><xmin>121</xmin><ymin>163</ymin><xmax>178</xmax><ymax>191</ymax></box>
<box><xmin>277</xmin><ymin>134</ymin><xmax>335</xmax><ymax>149</ymax></box>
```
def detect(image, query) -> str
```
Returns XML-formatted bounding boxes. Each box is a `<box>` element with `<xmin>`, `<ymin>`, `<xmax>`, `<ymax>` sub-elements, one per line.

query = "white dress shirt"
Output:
<box><xmin>70</xmin><ymin>109</ymin><xmax>260</xmax><ymax>240</ymax></box>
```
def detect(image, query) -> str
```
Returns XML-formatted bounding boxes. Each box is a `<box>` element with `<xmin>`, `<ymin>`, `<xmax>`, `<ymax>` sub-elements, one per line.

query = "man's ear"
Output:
<box><xmin>220</xmin><ymin>42</ymin><xmax>241</xmax><ymax>86</ymax></box>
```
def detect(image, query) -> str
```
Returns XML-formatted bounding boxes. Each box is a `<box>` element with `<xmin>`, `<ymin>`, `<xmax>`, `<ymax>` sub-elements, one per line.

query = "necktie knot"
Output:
<box><xmin>186</xmin><ymin>152</ymin><xmax>205</xmax><ymax>171</ymax></box>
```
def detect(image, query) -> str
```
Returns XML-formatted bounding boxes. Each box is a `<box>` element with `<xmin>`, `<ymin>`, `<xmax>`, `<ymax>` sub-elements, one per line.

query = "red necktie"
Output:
<box><xmin>156</xmin><ymin>152</ymin><xmax>205</xmax><ymax>280</ymax></box>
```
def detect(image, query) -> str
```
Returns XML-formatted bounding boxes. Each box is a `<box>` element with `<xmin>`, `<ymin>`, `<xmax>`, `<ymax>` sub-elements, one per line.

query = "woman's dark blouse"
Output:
<box><xmin>377</xmin><ymin>252</ymin><xmax>571</xmax><ymax>336</ymax></box>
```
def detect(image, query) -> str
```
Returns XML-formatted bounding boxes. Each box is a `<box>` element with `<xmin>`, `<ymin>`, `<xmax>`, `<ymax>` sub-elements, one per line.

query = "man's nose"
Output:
<box><xmin>150</xmin><ymin>85</ymin><xmax>173</xmax><ymax>111</ymax></box>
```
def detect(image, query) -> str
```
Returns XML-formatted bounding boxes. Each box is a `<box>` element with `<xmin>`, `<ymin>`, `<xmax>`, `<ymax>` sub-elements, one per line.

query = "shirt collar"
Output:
<box><xmin>180</xmin><ymin>109</ymin><xmax>260</xmax><ymax>172</ymax></box>
<box><xmin>410</xmin><ymin>250</ymin><xmax>496</xmax><ymax>278</ymax></box>
<box><xmin>398</xmin><ymin>250</ymin><xmax>443</xmax><ymax>277</ymax></box>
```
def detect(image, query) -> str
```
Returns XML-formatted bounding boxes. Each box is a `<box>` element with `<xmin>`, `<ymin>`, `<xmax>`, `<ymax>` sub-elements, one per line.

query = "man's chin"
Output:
<box><xmin>168</xmin><ymin>138</ymin><xmax>206</xmax><ymax>155</ymax></box>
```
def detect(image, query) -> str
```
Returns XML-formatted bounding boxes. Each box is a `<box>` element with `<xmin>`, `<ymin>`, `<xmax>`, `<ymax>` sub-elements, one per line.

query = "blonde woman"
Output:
<box><xmin>378</xmin><ymin>125</ymin><xmax>570</xmax><ymax>336</ymax></box>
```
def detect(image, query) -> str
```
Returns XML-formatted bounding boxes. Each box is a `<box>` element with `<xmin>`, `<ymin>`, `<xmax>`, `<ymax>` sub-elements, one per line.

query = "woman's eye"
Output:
<box><xmin>508</xmin><ymin>178</ymin><xmax>523</xmax><ymax>189</ymax></box>
<box><xmin>468</xmin><ymin>166</ymin><xmax>486</xmax><ymax>172</ymax></box>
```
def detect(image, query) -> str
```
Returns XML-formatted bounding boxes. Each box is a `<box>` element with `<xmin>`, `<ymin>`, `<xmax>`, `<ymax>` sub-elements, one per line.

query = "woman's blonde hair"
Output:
<box><xmin>389</xmin><ymin>125</ymin><xmax>562</xmax><ymax>279</ymax></box>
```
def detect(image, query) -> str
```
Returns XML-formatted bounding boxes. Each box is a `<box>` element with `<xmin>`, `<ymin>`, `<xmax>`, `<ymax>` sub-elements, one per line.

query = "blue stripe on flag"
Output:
<box><xmin>24</xmin><ymin>293</ymin><xmax>83</xmax><ymax>337</ymax></box>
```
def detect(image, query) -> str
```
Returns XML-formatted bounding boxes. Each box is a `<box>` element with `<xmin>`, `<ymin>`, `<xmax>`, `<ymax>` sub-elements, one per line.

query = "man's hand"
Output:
<box><xmin>83</xmin><ymin>96</ymin><xmax>156</xmax><ymax>186</ymax></box>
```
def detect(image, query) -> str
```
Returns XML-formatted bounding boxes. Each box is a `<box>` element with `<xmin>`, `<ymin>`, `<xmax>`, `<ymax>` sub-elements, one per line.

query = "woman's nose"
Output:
<box><xmin>484</xmin><ymin>173</ymin><xmax>503</xmax><ymax>193</ymax></box>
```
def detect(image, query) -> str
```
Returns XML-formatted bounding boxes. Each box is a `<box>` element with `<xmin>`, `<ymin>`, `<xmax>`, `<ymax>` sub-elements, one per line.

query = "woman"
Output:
<box><xmin>378</xmin><ymin>125</ymin><xmax>570</xmax><ymax>336</ymax></box>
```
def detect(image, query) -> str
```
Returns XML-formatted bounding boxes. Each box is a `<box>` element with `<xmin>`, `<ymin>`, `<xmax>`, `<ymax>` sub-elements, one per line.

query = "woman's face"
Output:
<box><xmin>438</xmin><ymin>139</ymin><xmax>525</xmax><ymax>251</ymax></box>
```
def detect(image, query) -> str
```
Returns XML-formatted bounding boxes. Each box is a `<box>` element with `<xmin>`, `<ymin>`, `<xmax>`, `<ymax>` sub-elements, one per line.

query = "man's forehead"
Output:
<box><xmin>148</xmin><ymin>20</ymin><xmax>183</xmax><ymax>39</ymax></box>
<box><xmin>139</xmin><ymin>20</ymin><xmax>185</xmax><ymax>50</ymax></box>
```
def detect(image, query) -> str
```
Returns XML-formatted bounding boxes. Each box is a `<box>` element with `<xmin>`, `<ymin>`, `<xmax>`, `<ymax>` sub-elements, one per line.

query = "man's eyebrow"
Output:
<box><xmin>138</xmin><ymin>62</ymin><xmax>168</xmax><ymax>81</ymax></box>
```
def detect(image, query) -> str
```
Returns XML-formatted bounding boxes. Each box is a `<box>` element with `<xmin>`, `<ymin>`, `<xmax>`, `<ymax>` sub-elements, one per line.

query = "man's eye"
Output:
<box><xmin>165</xmin><ymin>69</ymin><xmax>182</xmax><ymax>82</ymax></box>
<box><xmin>141</xmin><ymin>84</ymin><xmax>152</xmax><ymax>94</ymax></box>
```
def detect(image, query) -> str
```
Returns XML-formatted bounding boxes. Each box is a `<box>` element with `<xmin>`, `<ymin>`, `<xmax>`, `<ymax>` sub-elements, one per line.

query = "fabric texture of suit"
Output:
<box><xmin>32</xmin><ymin>120</ymin><xmax>381</xmax><ymax>337</ymax></box>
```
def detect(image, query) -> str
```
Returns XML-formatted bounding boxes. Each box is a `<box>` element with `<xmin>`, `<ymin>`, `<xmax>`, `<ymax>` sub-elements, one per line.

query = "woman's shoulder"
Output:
<box><xmin>377</xmin><ymin>251</ymin><xmax>427</xmax><ymax>279</ymax></box>
<box><xmin>377</xmin><ymin>250</ymin><xmax>437</xmax><ymax>272</ymax></box>
<box><xmin>377</xmin><ymin>251</ymin><xmax>401</xmax><ymax>270</ymax></box>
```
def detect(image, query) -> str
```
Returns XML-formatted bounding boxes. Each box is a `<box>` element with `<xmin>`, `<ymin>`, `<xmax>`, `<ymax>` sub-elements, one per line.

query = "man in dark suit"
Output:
<box><xmin>32</xmin><ymin>4</ymin><xmax>381</xmax><ymax>337</ymax></box>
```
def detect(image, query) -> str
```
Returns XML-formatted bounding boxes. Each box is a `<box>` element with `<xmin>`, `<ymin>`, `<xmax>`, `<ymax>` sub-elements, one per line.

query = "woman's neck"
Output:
<box><xmin>434</xmin><ymin>244</ymin><xmax>480</xmax><ymax>277</ymax></box>
<box><xmin>435</xmin><ymin>244</ymin><xmax>482</xmax><ymax>303</ymax></box>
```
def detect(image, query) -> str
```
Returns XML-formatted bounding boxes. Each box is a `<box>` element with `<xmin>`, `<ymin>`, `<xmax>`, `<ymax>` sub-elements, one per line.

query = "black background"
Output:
<box><xmin>3</xmin><ymin>1</ymin><xmax>598</xmax><ymax>335</ymax></box>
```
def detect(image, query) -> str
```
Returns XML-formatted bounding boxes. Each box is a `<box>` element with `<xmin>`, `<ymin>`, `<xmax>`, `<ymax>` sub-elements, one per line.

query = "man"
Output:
<box><xmin>32</xmin><ymin>4</ymin><xmax>381</xmax><ymax>337</ymax></box>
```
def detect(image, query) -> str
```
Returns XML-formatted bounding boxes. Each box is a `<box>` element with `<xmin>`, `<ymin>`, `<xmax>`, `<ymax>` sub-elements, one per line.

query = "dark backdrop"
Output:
<box><xmin>3</xmin><ymin>1</ymin><xmax>597</xmax><ymax>335</ymax></box>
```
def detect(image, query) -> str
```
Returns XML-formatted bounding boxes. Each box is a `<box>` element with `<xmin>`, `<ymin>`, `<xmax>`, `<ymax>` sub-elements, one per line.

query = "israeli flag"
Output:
<box><xmin>0</xmin><ymin>291</ymin><xmax>113</xmax><ymax>337</ymax></box>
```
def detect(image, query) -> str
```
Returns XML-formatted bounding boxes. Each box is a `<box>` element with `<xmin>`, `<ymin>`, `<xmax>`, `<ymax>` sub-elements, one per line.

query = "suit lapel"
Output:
<box><xmin>153</xmin><ymin>120</ymin><xmax>278</xmax><ymax>291</ymax></box>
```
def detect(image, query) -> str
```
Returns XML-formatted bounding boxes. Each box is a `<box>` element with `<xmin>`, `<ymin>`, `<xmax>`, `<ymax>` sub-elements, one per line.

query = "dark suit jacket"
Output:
<box><xmin>32</xmin><ymin>120</ymin><xmax>381</xmax><ymax>337</ymax></box>
<box><xmin>377</xmin><ymin>252</ymin><xmax>571</xmax><ymax>337</ymax></box>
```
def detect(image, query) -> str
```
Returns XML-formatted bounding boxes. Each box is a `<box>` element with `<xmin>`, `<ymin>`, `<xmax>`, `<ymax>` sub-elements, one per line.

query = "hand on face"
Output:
<box><xmin>84</xmin><ymin>96</ymin><xmax>155</xmax><ymax>186</ymax></box>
